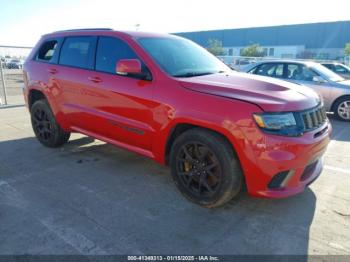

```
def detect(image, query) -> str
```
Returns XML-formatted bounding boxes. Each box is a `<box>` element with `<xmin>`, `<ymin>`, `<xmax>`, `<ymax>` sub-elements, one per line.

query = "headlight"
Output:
<box><xmin>253</xmin><ymin>113</ymin><xmax>301</xmax><ymax>136</ymax></box>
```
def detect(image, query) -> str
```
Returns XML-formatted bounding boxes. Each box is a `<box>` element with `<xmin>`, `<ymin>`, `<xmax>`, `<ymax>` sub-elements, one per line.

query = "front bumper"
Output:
<box><xmin>241</xmin><ymin>121</ymin><xmax>332</xmax><ymax>198</ymax></box>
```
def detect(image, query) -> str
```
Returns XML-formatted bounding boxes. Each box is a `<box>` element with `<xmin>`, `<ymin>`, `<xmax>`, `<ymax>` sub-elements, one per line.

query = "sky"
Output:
<box><xmin>0</xmin><ymin>0</ymin><xmax>350</xmax><ymax>47</ymax></box>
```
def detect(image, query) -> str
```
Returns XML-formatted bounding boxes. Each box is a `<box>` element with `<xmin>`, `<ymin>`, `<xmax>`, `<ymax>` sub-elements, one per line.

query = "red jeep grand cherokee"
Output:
<box><xmin>23</xmin><ymin>29</ymin><xmax>331</xmax><ymax>207</ymax></box>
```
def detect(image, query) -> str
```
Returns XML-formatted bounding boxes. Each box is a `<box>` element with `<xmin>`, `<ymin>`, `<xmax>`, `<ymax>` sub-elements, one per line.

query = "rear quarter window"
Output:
<box><xmin>36</xmin><ymin>40</ymin><xmax>60</xmax><ymax>63</ymax></box>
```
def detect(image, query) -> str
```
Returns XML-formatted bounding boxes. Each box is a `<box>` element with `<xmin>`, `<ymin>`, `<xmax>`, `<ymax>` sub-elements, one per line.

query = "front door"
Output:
<box><xmin>77</xmin><ymin>36</ymin><xmax>155</xmax><ymax>151</ymax></box>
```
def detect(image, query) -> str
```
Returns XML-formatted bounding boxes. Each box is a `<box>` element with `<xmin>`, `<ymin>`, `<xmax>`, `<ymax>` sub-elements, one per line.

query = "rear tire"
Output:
<box><xmin>30</xmin><ymin>99</ymin><xmax>70</xmax><ymax>147</ymax></box>
<box><xmin>333</xmin><ymin>96</ymin><xmax>350</xmax><ymax>122</ymax></box>
<box><xmin>169</xmin><ymin>128</ymin><xmax>242</xmax><ymax>208</ymax></box>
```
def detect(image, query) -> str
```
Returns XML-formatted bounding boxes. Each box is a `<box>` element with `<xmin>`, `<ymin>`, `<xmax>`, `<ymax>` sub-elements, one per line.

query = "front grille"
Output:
<box><xmin>301</xmin><ymin>106</ymin><xmax>327</xmax><ymax>131</ymax></box>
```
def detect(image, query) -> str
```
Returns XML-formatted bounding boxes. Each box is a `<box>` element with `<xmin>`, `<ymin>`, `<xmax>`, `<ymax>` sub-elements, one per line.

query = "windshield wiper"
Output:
<box><xmin>172</xmin><ymin>71</ymin><xmax>225</xmax><ymax>78</ymax></box>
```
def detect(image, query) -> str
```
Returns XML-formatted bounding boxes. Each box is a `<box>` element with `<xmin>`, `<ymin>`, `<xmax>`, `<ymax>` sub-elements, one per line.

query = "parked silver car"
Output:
<box><xmin>243</xmin><ymin>60</ymin><xmax>350</xmax><ymax>121</ymax></box>
<box><xmin>322</xmin><ymin>62</ymin><xmax>350</xmax><ymax>80</ymax></box>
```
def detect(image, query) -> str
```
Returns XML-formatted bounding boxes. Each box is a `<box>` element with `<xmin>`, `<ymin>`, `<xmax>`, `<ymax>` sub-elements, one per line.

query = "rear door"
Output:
<box><xmin>54</xmin><ymin>36</ymin><xmax>98</xmax><ymax>131</ymax></box>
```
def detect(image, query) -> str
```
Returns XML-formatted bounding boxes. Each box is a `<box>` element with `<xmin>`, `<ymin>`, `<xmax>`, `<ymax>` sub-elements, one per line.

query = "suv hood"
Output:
<box><xmin>178</xmin><ymin>72</ymin><xmax>320</xmax><ymax>112</ymax></box>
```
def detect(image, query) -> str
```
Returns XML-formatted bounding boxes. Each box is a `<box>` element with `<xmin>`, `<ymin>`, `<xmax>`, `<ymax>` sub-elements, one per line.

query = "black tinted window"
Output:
<box><xmin>323</xmin><ymin>64</ymin><xmax>335</xmax><ymax>71</ymax></box>
<box><xmin>96</xmin><ymin>36</ymin><xmax>138</xmax><ymax>74</ymax></box>
<box><xmin>37</xmin><ymin>40</ymin><xmax>58</xmax><ymax>62</ymax></box>
<box><xmin>59</xmin><ymin>36</ymin><xmax>96</xmax><ymax>69</ymax></box>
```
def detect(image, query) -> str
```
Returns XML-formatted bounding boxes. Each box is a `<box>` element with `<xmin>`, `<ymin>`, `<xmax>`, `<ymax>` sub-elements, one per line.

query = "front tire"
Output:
<box><xmin>169</xmin><ymin>128</ymin><xmax>243</xmax><ymax>208</ymax></box>
<box><xmin>30</xmin><ymin>99</ymin><xmax>70</xmax><ymax>147</ymax></box>
<box><xmin>334</xmin><ymin>96</ymin><xmax>350</xmax><ymax>122</ymax></box>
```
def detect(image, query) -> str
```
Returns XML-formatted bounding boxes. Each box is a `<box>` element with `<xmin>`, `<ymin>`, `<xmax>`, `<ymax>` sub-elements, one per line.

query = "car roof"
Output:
<box><xmin>253</xmin><ymin>60</ymin><xmax>318</xmax><ymax>66</ymax></box>
<box><xmin>241</xmin><ymin>59</ymin><xmax>320</xmax><ymax>72</ymax></box>
<box><xmin>42</xmin><ymin>28</ymin><xmax>176</xmax><ymax>39</ymax></box>
<box><xmin>321</xmin><ymin>62</ymin><xmax>342</xmax><ymax>65</ymax></box>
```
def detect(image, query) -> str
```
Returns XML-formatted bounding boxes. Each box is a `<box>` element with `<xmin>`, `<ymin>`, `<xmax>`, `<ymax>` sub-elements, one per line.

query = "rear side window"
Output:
<box><xmin>323</xmin><ymin>64</ymin><xmax>335</xmax><ymax>71</ymax></box>
<box><xmin>254</xmin><ymin>63</ymin><xmax>284</xmax><ymax>78</ymax></box>
<box><xmin>95</xmin><ymin>36</ymin><xmax>138</xmax><ymax>74</ymax></box>
<box><xmin>36</xmin><ymin>40</ymin><xmax>58</xmax><ymax>62</ymax></box>
<box><xmin>59</xmin><ymin>36</ymin><xmax>96</xmax><ymax>69</ymax></box>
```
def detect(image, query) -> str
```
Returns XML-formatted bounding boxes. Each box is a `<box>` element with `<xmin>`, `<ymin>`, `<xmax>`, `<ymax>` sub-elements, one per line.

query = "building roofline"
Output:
<box><xmin>175</xmin><ymin>20</ymin><xmax>350</xmax><ymax>34</ymax></box>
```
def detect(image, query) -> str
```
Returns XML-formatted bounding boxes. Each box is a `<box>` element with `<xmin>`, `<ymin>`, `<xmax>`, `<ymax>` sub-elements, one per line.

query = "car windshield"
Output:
<box><xmin>137</xmin><ymin>37</ymin><xmax>230</xmax><ymax>77</ymax></box>
<box><xmin>339</xmin><ymin>64</ymin><xmax>350</xmax><ymax>72</ymax></box>
<box><xmin>312</xmin><ymin>63</ymin><xmax>345</xmax><ymax>82</ymax></box>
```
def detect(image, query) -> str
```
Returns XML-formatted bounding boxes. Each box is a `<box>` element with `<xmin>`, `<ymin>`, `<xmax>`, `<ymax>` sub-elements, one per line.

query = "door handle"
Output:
<box><xmin>88</xmin><ymin>76</ymin><xmax>102</xmax><ymax>83</ymax></box>
<box><xmin>47</xmin><ymin>68</ymin><xmax>58</xmax><ymax>74</ymax></box>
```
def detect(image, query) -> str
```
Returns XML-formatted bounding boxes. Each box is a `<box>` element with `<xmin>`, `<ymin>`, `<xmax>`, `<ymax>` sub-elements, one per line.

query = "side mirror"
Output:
<box><xmin>116</xmin><ymin>59</ymin><xmax>142</xmax><ymax>75</ymax></box>
<box><xmin>312</xmin><ymin>76</ymin><xmax>327</xmax><ymax>83</ymax></box>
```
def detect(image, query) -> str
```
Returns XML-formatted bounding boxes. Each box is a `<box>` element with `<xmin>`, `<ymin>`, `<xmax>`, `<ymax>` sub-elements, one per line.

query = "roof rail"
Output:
<box><xmin>53</xmin><ymin>28</ymin><xmax>113</xmax><ymax>33</ymax></box>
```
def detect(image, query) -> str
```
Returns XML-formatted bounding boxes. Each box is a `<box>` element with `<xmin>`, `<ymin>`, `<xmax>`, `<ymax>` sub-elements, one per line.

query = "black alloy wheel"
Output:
<box><xmin>30</xmin><ymin>99</ymin><xmax>70</xmax><ymax>147</ymax></box>
<box><xmin>170</xmin><ymin>128</ymin><xmax>243</xmax><ymax>208</ymax></box>
<box><xmin>176</xmin><ymin>142</ymin><xmax>222</xmax><ymax>197</ymax></box>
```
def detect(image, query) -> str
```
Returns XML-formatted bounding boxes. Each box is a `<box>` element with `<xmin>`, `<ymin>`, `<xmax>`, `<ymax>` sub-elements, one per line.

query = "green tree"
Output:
<box><xmin>345</xmin><ymin>43</ymin><xmax>350</xmax><ymax>56</ymax></box>
<box><xmin>240</xmin><ymin>44</ymin><xmax>264</xmax><ymax>57</ymax></box>
<box><xmin>206</xmin><ymin>39</ymin><xmax>225</xmax><ymax>56</ymax></box>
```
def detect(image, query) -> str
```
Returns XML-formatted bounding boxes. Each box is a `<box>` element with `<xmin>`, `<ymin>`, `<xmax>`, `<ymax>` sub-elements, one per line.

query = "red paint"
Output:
<box><xmin>116</xmin><ymin>59</ymin><xmax>142</xmax><ymax>75</ymax></box>
<box><xmin>23</xmin><ymin>30</ymin><xmax>331</xmax><ymax>198</ymax></box>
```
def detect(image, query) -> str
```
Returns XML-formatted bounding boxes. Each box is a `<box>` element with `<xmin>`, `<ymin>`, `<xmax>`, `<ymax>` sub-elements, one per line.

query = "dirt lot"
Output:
<box><xmin>0</xmin><ymin>104</ymin><xmax>349</xmax><ymax>256</ymax></box>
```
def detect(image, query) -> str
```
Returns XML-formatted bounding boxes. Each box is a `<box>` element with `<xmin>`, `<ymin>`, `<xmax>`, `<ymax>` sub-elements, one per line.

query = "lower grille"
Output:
<box><xmin>268</xmin><ymin>171</ymin><xmax>290</xmax><ymax>189</ymax></box>
<box><xmin>301</xmin><ymin>106</ymin><xmax>327</xmax><ymax>131</ymax></box>
<box><xmin>300</xmin><ymin>160</ymin><xmax>318</xmax><ymax>181</ymax></box>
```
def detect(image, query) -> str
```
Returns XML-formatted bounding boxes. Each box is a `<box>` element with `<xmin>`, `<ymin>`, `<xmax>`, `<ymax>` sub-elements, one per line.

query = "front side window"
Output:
<box><xmin>96</xmin><ymin>36</ymin><xmax>151</xmax><ymax>80</ymax></box>
<box><xmin>287</xmin><ymin>64</ymin><xmax>318</xmax><ymax>81</ymax></box>
<box><xmin>36</xmin><ymin>40</ymin><xmax>58</xmax><ymax>62</ymax></box>
<box><xmin>137</xmin><ymin>37</ymin><xmax>230</xmax><ymax>77</ymax></box>
<box><xmin>59</xmin><ymin>36</ymin><xmax>96</xmax><ymax>69</ymax></box>
<box><xmin>96</xmin><ymin>36</ymin><xmax>138</xmax><ymax>74</ymax></box>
